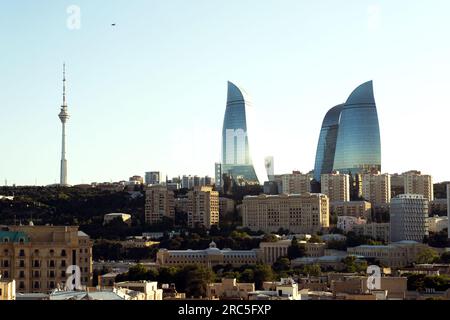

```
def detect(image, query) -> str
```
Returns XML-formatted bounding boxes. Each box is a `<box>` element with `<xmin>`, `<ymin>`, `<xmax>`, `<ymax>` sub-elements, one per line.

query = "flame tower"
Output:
<box><xmin>58</xmin><ymin>64</ymin><xmax>70</xmax><ymax>186</ymax></box>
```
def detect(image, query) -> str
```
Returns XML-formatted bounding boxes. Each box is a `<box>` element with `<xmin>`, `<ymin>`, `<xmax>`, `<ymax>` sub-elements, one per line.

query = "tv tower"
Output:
<box><xmin>58</xmin><ymin>64</ymin><xmax>70</xmax><ymax>186</ymax></box>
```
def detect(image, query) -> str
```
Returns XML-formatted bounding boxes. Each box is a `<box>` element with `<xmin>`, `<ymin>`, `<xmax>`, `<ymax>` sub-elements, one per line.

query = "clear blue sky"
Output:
<box><xmin>0</xmin><ymin>0</ymin><xmax>449</xmax><ymax>186</ymax></box>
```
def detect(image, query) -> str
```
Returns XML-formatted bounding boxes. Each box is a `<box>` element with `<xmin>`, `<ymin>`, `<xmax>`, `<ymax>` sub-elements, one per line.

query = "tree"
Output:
<box><xmin>308</xmin><ymin>234</ymin><xmax>324</xmax><ymax>243</ymax></box>
<box><xmin>288</xmin><ymin>238</ymin><xmax>306</xmax><ymax>259</ymax></box>
<box><xmin>181</xmin><ymin>265</ymin><xmax>214</xmax><ymax>298</ymax></box>
<box><xmin>416</xmin><ymin>247</ymin><xmax>439</xmax><ymax>264</ymax></box>
<box><xmin>302</xmin><ymin>264</ymin><xmax>322</xmax><ymax>277</ymax></box>
<box><xmin>439</xmin><ymin>252</ymin><xmax>450</xmax><ymax>264</ymax></box>
<box><xmin>273</xmin><ymin>257</ymin><xmax>291</xmax><ymax>273</ymax></box>
<box><xmin>253</xmin><ymin>264</ymin><xmax>274</xmax><ymax>289</ymax></box>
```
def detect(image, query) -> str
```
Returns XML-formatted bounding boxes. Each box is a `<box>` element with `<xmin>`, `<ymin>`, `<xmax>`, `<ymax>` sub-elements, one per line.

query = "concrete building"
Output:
<box><xmin>353</xmin><ymin>223</ymin><xmax>390</xmax><ymax>243</ymax></box>
<box><xmin>0</xmin><ymin>225</ymin><xmax>93</xmax><ymax>294</ymax></box>
<box><xmin>145</xmin><ymin>172</ymin><xmax>161</xmax><ymax>185</ymax></box>
<box><xmin>362</xmin><ymin>172</ymin><xmax>391</xmax><ymax>207</ymax></box>
<box><xmin>321</xmin><ymin>172</ymin><xmax>350</xmax><ymax>202</ymax></box>
<box><xmin>207</xmin><ymin>278</ymin><xmax>255</xmax><ymax>300</ymax></box>
<box><xmin>249</xmin><ymin>278</ymin><xmax>301</xmax><ymax>300</ymax></box>
<box><xmin>114</xmin><ymin>281</ymin><xmax>163</xmax><ymax>300</ymax></box>
<box><xmin>0</xmin><ymin>278</ymin><xmax>15</xmax><ymax>300</ymax></box>
<box><xmin>331</xmin><ymin>276</ymin><xmax>407</xmax><ymax>300</ymax></box>
<box><xmin>427</xmin><ymin>216</ymin><xmax>449</xmax><ymax>233</ymax></box>
<box><xmin>347</xmin><ymin>241</ymin><xmax>430</xmax><ymax>267</ymax></box>
<box><xmin>129</xmin><ymin>176</ymin><xmax>144</xmax><ymax>185</ymax></box>
<box><xmin>330</xmin><ymin>201</ymin><xmax>372</xmax><ymax>219</ymax></box>
<box><xmin>337</xmin><ymin>216</ymin><xmax>367</xmax><ymax>233</ymax></box>
<box><xmin>145</xmin><ymin>185</ymin><xmax>175</xmax><ymax>225</ymax></box>
<box><xmin>403</xmin><ymin>171</ymin><xmax>434</xmax><ymax>201</ymax></box>
<box><xmin>390</xmin><ymin>194</ymin><xmax>429</xmax><ymax>243</ymax></box>
<box><xmin>263</xmin><ymin>181</ymin><xmax>280</xmax><ymax>195</ymax></box>
<box><xmin>187</xmin><ymin>186</ymin><xmax>219</xmax><ymax>229</ymax></box>
<box><xmin>242</xmin><ymin>193</ymin><xmax>329</xmax><ymax>234</ymax></box>
<box><xmin>103</xmin><ymin>213</ymin><xmax>132</xmax><ymax>226</ymax></box>
<box><xmin>280</xmin><ymin>172</ymin><xmax>312</xmax><ymax>195</ymax></box>
<box><xmin>219</xmin><ymin>197</ymin><xmax>235</xmax><ymax>216</ymax></box>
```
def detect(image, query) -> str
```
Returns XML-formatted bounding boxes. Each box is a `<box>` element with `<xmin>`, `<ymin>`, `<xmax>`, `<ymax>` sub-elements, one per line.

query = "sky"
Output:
<box><xmin>0</xmin><ymin>0</ymin><xmax>449</xmax><ymax>186</ymax></box>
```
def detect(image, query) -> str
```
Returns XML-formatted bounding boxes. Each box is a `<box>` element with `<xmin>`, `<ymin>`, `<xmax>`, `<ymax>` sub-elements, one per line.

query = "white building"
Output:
<box><xmin>103</xmin><ymin>213</ymin><xmax>132</xmax><ymax>226</ymax></box>
<box><xmin>114</xmin><ymin>281</ymin><xmax>163</xmax><ymax>300</ymax></box>
<box><xmin>337</xmin><ymin>216</ymin><xmax>367</xmax><ymax>233</ymax></box>
<box><xmin>390</xmin><ymin>194</ymin><xmax>429</xmax><ymax>243</ymax></box>
<box><xmin>427</xmin><ymin>216</ymin><xmax>449</xmax><ymax>233</ymax></box>
<box><xmin>249</xmin><ymin>278</ymin><xmax>301</xmax><ymax>300</ymax></box>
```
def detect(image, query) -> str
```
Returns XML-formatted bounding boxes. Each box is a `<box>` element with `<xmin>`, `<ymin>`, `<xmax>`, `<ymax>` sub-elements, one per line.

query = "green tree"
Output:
<box><xmin>308</xmin><ymin>234</ymin><xmax>324</xmax><ymax>243</ymax></box>
<box><xmin>287</xmin><ymin>238</ymin><xmax>306</xmax><ymax>259</ymax></box>
<box><xmin>302</xmin><ymin>264</ymin><xmax>322</xmax><ymax>277</ymax></box>
<box><xmin>253</xmin><ymin>264</ymin><xmax>274</xmax><ymax>289</ymax></box>
<box><xmin>273</xmin><ymin>257</ymin><xmax>291</xmax><ymax>273</ymax></box>
<box><xmin>416</xmin><ymin>247</ymin><xmax>439</xmax><ymax>264</ymax></box>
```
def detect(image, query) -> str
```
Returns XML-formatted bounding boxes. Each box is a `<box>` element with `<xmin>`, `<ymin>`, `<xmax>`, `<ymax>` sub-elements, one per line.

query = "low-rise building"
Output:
<box><xmin>331</xmin><ymin>276</ymin><xmax>407</xmax><ymax>300</ymax></box>
<box><xmin>337</xmin><ymin>216</ymin><xmax>367</xmax><ymax>233</ymax></box>
<box><xmin>103</xmin><ymin>213</ymin><xmax>132</xmax><ymax>226</ymax></box>
<box><xmin>98</xmin><ymin>272</ymin><xmax>119</xmax><ymax>288</ymax></box>
<box><xmin>248</xmin><ymin>278</ymin><xmax>301</xmax><ymax>300</ymax></box>
<box><xmin>114</xmin><ymin>281</ymin><xmax>163</xmax><ymax>300</ymax></box>
<box><xmin>353</xmin><ymin>223</ymin><xmax>390</xmax><ymax>243</ymax></box>
<box><xmin>206</xmin><ymin>278</ymin><xmax>254</xmax><ymax>300</ymax></box>
<box><xmin>330</xmin><ymin>201</ymin><xmax>372</xmax><ymax>219</ymax></box>
<box><xmin>427</xmin><ymin>216</ymin><xmax>449</xmax><ymax>233</ymax></box>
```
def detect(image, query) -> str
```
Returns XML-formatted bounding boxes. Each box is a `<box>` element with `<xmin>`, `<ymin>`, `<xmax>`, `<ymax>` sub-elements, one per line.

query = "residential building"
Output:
<box><xmin>390</xmin><ymin>194</ymin><xmax>429</xmax><ymax>243</ymax></box>
<box><xmin>145</xmin><ymin>172</ymin><xmax>161</xmax><ymax>185</ymax></box>
<box><xmin>263</xmin><ymin>181</ymin><xmax>279</xmax><ymax>195</ymax></box>
<box><xmin>0</xmin><ymin>225</ymin><xmax>93</xmax><ymax>294</ymax></box>
<box><xmin>427</xmin><ymin>216</ymin><xmax>449</xmax><ymax>233</ymax></box>
<box><xmin>330</xmin><ymin>201</ymin><xmax>372</xmax><ymax>219</ymax></box>
<box><xmin>103</xmin><ymin>213</ymin><xmax>132</xmax><ymax>226</ymax></box>
<box><xmin>321</xmin><ymin>172</ymin><xmax>350</xmax><ymax>202</ymax></box>
<box><xmin>129</xmin><ymin>176</ymin><xmax>144</xmax><ymax>185</ymax></box>
<box><xmin>219</xmin><ymin>197</ymin><xmax>235</xmax><ymax>216</ymax></box>
<box><xmin>281</xmin><ymin>172</ymin><xmax>312</xmax><ymax>195</ymax></box>
<box><xmin>145</xmin><ymin>185</ymin><xmax>175</xmax><ymax>225</ymax></box>
<box><xmin>337</xmin><ymin>216</ymin><xmax>367</xmax><ymax>233</ymax></box>
<box><xmin>362</xmin><ymin>172</ymin><xmax>391</xmax><ymax>207</ymax></box>
<box><xmin>242</xmin><ymin>193</ymin><xmax>329</xmax><ymax>234</ymax></box>
<box><xmin>403</xmin><ymin>171</ymin><xmax>434</xmax><ymax>201</ymax></box>
<box><xmin>187</xmin><ymin>186</ymin><xmax>219</xmax><ymax>229</ymax></box>
<box><xmin>332</xmin><ymin>276</ymin><xmax>407</xmax><ymax>300</ymax></box>
<box><xmin>353</xmin><ymin>223</ymin><xmax>390</xmax><ymax>243</ymax></box>
<box><xmin>114</xmin><ymin>281</ymin><xmax>163</xmax><ymax>300</ymax></box>
<box><xmin>207</xmin><ymin>278</ymin><xmax>254</xmax><ymax>300</ymax></box>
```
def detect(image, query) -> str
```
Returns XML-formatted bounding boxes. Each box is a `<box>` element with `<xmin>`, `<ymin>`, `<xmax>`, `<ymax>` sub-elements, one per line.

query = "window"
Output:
<box><xmin>49</xmin><ymin>271</ymin><xmax>55</xmax><ymax>278</ymax></box>
<box><xmin>49</xmin><ymin>260</ymin><xmax>55</xmax><ymax>268</ymax></box>
<box><xmin>34</xmin><ymin>271</ymin><xmax>40</xmax><ymax>278</ymax></box>
<box><xmin>61</xmin><ymin>260</ymin><xmax>66</xmax><ymax>267</ymax></box>
<box><xmin>49</xmin><ymin>282</ymin><xmax>55</xmax><ymax>289</ymax></box>
<box><xmin>3</xmin><ymin>271</ymin><xmax>9</xmax><ymax>278</ymax></box>
<box><xmin>3</xmin><ymin>260</ymin><xmax>9</xmax><ymax>267</ymax></box>
<box><xmin>61</xmin><ymin>250</ymin><xmax>67</xmax><ymax>257</ymax></box>
<box><xmin>19</xmin><ymin>271</ymin><xmax>25</xmax><ymax>278</ymax></box>
<box><xmin>50</xmin><ymin>249</ymin><xmax>55</xmax><ymax>256</ymax></box>
<box><xmin>19</xmin><ymin>260</ymin><xmax>25</xmax><ymax>268</ymax></box>
<box><xmin>19</xmin><ymin>238</ymin><xmax>25</xmax><ymax>244</ymax></box>
<box><xmin>3</xmin><ymin>238</ymin><xmax>8</xmax><ymax>243</ymax></box>
<box><xmin>19</xmin><ymin>250</ymin><xmax>25</xmax><ymax>257</ymax></box>
<box><xmin>34</xmin><ymin>281</ymin><xmax>40</xmax><ymax>289</ymax></box>
<box><xmin>19</xmin><ymin>282</ymin><xmax>25</xmax><ymax>290</ymax></box>
<box><xmin>61</xmin><ymin>271</ymin><xmax>66</xmax><ymax>278</ymax></box>
<box><xmin>34</xmin><ymin>260</ymin><xmax>40</xmax><ymax>268</ymax></box>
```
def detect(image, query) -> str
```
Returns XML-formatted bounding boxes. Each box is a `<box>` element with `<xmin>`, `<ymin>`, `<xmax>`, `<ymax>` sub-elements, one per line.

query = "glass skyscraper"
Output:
<box><xmin>221</xmin><ymin>81</ymin><xmax>259</xmax><ymax>185</ymax></box>
<box><xmin>313</xmin><ymin>81</ymin><xmax>381</xmax><ymax>181</ymax></box>
<box><xmin>333</xmin><ymin>81</ymin><xmax>381</xmax><ymax>175</ymax></box>
<box><xmin>313</xmin><ymin>104</ymin><xmax>344</xmax><ymax>182</ymax></box>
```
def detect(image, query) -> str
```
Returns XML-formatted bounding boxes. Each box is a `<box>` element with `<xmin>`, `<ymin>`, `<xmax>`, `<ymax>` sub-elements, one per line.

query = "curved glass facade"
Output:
<box><xmin>221</xmin><ymin>81</ymin><xmax>259</xmax><ymax>184</ymax></box>
<box><xmin>313</xmin><ymin>104</ymin><xmax>344</xmax><ymax>182</ymax></box>
<box><xmin>333</xmin><ymin>81</ymin><xmax>381</xmax><ymax>174</ymax></box>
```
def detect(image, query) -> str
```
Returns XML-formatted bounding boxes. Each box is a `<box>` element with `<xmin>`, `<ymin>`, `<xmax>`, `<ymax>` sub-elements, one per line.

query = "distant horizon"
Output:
<box><xmin>1</xmin><ymin>1</ymin><xmax>449</xmax><ymax>185</ymax></box>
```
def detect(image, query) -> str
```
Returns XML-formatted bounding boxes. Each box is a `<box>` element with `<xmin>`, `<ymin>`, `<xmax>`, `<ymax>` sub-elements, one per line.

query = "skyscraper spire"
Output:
<box><xmin>59</xmin><ymin>64</ymin><xmax>70</xmax><ymax>186</ymax></box>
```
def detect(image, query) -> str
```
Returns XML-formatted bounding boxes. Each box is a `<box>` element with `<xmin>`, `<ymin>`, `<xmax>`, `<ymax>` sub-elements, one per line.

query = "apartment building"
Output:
<box><xmin>187</xmin><ymin>186</ymin><xmax>219</xmax><ymax>229</ymax></box>
<box><xmin>145</xmin><ymin>185</ymin><xmax>175</xmax><ymax>225</ymax></box>
<box><xmin>321</xmin><ymin>172</ymin><xmax>350</xmax><ymax>202</ymax></box>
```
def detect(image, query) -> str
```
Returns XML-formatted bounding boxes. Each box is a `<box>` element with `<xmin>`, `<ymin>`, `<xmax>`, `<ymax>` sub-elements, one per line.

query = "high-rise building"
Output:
<box><xmin>0</xmin><ymin>225</ymin><xmax>93</xmax><ymax>294</ymax></box>
<box><xmin>362</xmin><ymin>173</ymin><xmax>391</xmax><ymax>207</ymax></box>
<box><xmin>333</xmin><ymin>81</ymin><xmax>381</xmax><ymax>175</ymax></box>
<box><xmin>241</xmin><ymin>193</ymin><xmax>329</xmax><ymax>234</ymax></box>
<box><xmin>280</xmin><ymin>172</ymin><xmax>312</xmax><ymax>195</ymax></box>
<box><xmin>145</xmin><ymin>172</ymin><xmax>160</xmax><ymax>185</ymax></box>
<box><xmin>187</xmin><ymin>186</ymin><xmax>219</xmax><ymax>229</ymax></box>
<box><xmin>321</xmin><ymin>172</ymin><xmax>350</xmax><ymax>202</ymax></box>
<box><xmin>403</xmin><ymin>171</ymin><xmax>434</xmax><ymax>201</ymax></box>
<box><xmin>221</xmin><ymin>81</ymin><xmax>259</xmax><ymax>185</ymax></box>
<box><xmin>390</xmin><ymin>194</ymin><xmax>429</xmax><ymax>243</ymax></box>
<box><xmin>313</xmin><ymin>104</ymin><xmax>344</xmax><ymax>182</ymax></box>
<box><xmin>215</xmin><ymin>163</ymin><xmax>223</xmax><ymax>191</ymax></box>
<box><xmin>145</xmin><ymin>186</ymin><xmax>175</xmax><ymax>225</ymax></box>
<box><xmin>265</xmin><ymin>156</ymin><xmax>275</xmax><ymax>181</ymax></box>
<box><xmin>58</xmin><ymin>64</ymin><xmax>70</xmax><ymax>186</ymax></box>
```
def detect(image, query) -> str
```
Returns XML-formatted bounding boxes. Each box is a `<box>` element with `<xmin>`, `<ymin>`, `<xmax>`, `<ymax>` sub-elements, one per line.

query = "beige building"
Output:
<box><xmin>103</xmin><ymin>213</ymin><xmax>132</xmax><ymax>226</ymax></box>
<box><xmin>0</xmin><ymin>225</ymin><xmax>93</xmax><ymax>294</ymax></box>
<box><xmin>207</xmin><ymin>278</ymin><xmax>255</xmax><ymax>300</ymax></box>
<box><xmin>281</xmin><ymin>172</ymin><xmax>312</xmax><ymax>195</ymax></box>
<box><xmin>114</xmin><ymin>281</ymin><xmax>163</xmax><ymax>300</ymax></box>
<box><xmin>321</xmin><ymin>172</ymin><xmax>350</xmax><ymax>202</ymax></box>
<box><xmin>330</xmin><ymin>201</ymin><xmax>372</xmax><ymax>219</ymax></box>
<box><xmin>353</xmin><ymin>223</ymin><xmax>390</xmax><ymax>243</ymax></box>
<box><xmin>145</xmin><ymin>185</ymin><xmax>175</xmax><ymax>225</ymax></box>
<box><xmin>0</xmin><ymin>279</ymin><xmax>15</xmax><ymax>300</ymax></box>
<box><xmin>362</xmin><ymin>173</ymin><xmax>391</xmax><ymax>207</ymax></box>
<box><xmin>242</xmin><ymin>193</ymin><xmax>329</xmax><ymax>234</ymax></box>
<box><xmin>332</xmin><ymin>276</ymin><xmax>407</xmax><ymax>300</ymax></box>
<box><xmin>403</xmin><ymin>171</ymin><xmax>434</xmax><ymax>201</ymax></box>
<box><xmin>347</xmin><ymin>241</ymin><xmax>430</xmax><ymax>268</ymax></box>
<box><xmin>187</xmin><ymin>186</ymin><xmax>219</xmax><ymax>229</ymax></box>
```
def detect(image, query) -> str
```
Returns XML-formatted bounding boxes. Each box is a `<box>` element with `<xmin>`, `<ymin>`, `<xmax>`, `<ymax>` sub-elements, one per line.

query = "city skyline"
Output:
<box><xmin>1</xmin><ymin>1</ymin><xmax>450</xmax><ymax>186</ymax></box>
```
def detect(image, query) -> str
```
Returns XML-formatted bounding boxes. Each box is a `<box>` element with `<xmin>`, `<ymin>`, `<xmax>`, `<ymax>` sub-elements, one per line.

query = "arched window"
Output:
<box><xmin>61</xmin><ymin>249</ymin><xmax>67</xmax><ymax>257</ymax></box>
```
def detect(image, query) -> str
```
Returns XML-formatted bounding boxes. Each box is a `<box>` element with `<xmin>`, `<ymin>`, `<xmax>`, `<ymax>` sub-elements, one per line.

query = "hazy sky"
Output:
<box><xmin>0</xmin><ymin>0</ymin><xmax>449</xmax><ymax>186</ymax></box>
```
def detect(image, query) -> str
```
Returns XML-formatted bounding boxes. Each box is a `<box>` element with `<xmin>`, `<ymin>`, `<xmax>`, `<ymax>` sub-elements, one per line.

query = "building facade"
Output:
<box><xmin>187</xmin><ymin>186</ymin><xmax>219</xmax><ymax>229</ymax></box>
<box><xmin>353</xmin><ymin>223</ymin><xmax>390</xmax><ymax>243</ymax></box>
<box><xmin>403</xmin><ymin>171</ymin><xmax>434</xmax><ymax>202</ymax></box>
<box><xmin>330</xmin><ymin>201</ymin><xmax>372</xmax><ymax>219</ymax></box>
<box><xmin>207</xmin><ymin>278</ymin><xmax>255</xmax><ymax>300</ymax></box>
<box><xmin>145</xmin><ymin>185</ymin><xmax>175</xmax><ymax>225</ymax></box>
<box><xmin>0</xmin><ymin>225</ymin><xmax>93</xmax><ymax>294</ymax></box>
<box><xmin>221</xmin><ymin>81</ymin><xmax>259</xmax><ymax>185</ymax></box>
<box><xmin>281</xmin><ymin>172</ymin><xmax>312</xmax><ymax>195</ymax></box>
<box><xmin>390</xmin><ymin>194</ymin><xmax>429</xmax><ymax>243</ymax></box>
<box><xmin>242</xmin><ymin>193</ymin><xmax>329</xmax><ymax>234</ymax></box>
<box><xmin>145</xmin><ymin>172</ymin><xmax>161</xmax><ymax>185</ymax></box>
<box><xmin>0</xmin><ymin>279</ymin><xmax>15</xmax><ymax>300</ymax></box>
<box><xmin>337</xmin><ymin>216</ymin><xmax>367</xmax><ymax>233</ymax></box>
<box><xmin>362</xmin><ymin>173</ymin><xmax>391</xmax><ymax>207</ymax></box>
<box><xmin>321</xmin><ymin>172</ymin><xmax>350</xmax><ymax>202</ymax></box>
